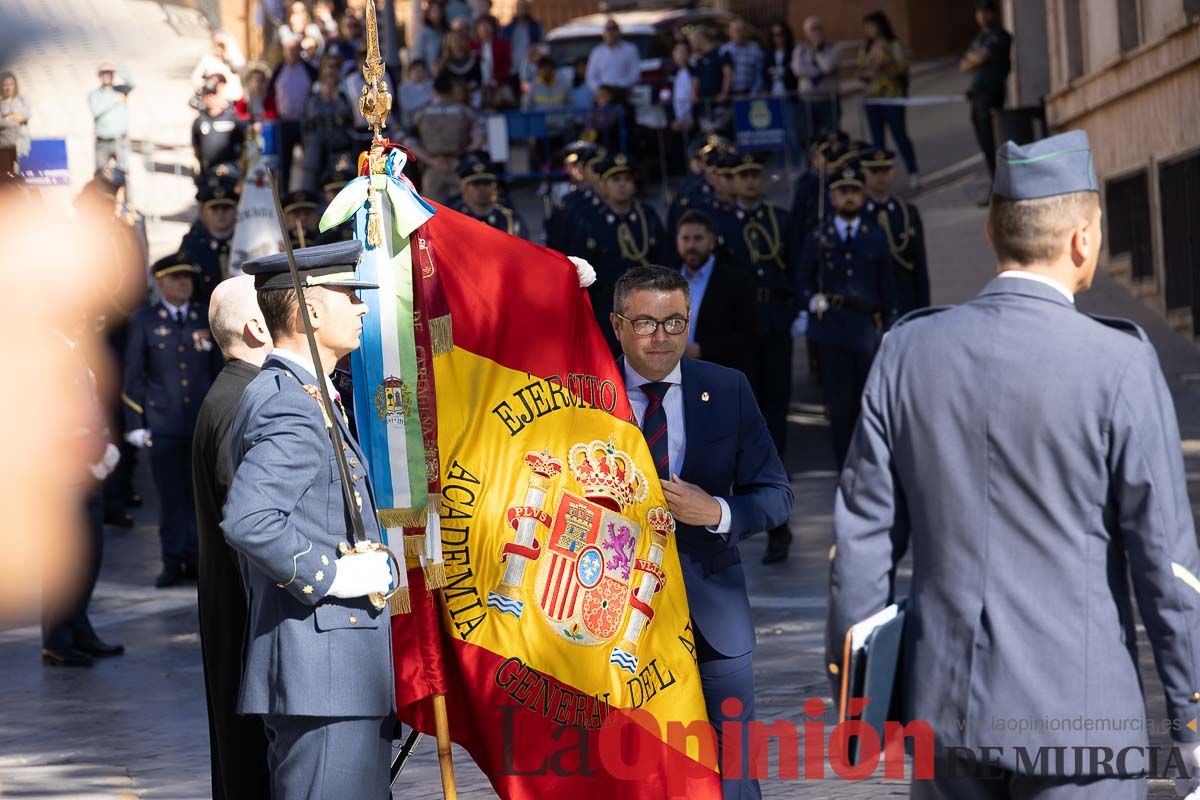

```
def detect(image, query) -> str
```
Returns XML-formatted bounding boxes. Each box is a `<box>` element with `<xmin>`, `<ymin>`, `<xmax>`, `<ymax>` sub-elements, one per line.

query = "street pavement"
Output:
<box><xmin>5</xmin><ymin>3</ymin><xmax>1200</xmax><ymax>798</ymax></box>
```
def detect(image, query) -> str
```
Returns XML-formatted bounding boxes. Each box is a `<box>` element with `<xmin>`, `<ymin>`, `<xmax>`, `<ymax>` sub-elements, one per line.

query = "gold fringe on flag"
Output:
<box><xmin>389</xmin><ymin>587</ymin><xmax>411</xmax><ymax>616</ymax></box>
<box><xmin>429</xmin><ymin>315</ymin><xmax>454</xmax><ymax>355</ymax></box>
<box><xmin>423</xmin><ymin>561</ymin><xmax>447</xmax><ymax>588</ymax></box>
<box><xmin>379</xmin><ymin>507</ymin><xmax>426</xmax><ymax>528</ymax></box>
<box><xmin>404</xmin><ymin>534</ymin><xmax>426</xmax><ymax>557</ymax></box>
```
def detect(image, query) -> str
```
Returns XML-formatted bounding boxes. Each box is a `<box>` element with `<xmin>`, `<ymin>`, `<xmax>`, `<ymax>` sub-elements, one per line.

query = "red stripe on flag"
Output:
<box><xmin>422</xmin><ymin>204</ymin><xmax>634</xmax><ymax>423</ymax></box>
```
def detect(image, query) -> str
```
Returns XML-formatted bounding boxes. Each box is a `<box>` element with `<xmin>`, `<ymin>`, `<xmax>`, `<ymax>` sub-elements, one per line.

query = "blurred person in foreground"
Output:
<box><xmin>193</xmin><ymin>275</ymin><xmax>273</xmax><ymax>800</ymax></box>
<box><xmin>123</xmin><ymin>253</ymin><xmax>224</xmax><ymax>588</ymax></box>
<box><xmin>41</xmin><ymin>315</ymin><xmax>125</xmax><ymax>667</ymax></box>
<box><xmin>829</xmin><ymin>130</ymin><xmax>1200</xmax><ymax>798</ymax></box>
<box><xmin>0</xmin><ymin>180</ymin><xmax>142</xmax><ymax>618</ymax></box>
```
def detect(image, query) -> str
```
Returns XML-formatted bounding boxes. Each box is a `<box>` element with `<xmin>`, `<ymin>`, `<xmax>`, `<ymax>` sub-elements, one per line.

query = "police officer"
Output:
<box><xmin>282</xmin><ymin>188</ymin><xmax>324</xmax><ymax>249</ymax></box>
<box><xmin>666</xmin><ymin>134</ymin><xmax>731</xmax><ymax>232</ymax></box>
<box><xmin>224</xmin><ymin>241</ymin><xmax>395</xmax><ymax>798</ymax></box>
<box><xmin>790</xmin><ymin>130</ymin><xmax>849</xmax><ymax>239</ymax></box>
<box><xmin>796</xmin><ymin>163</ymin><xmax>896</xmax><ymax>471</ymax></box>
<box><xmin>450</xmin><ymin>154</ymin><xmax>527</xmax><ymax>238</ymax></box>
<box><xmin>569</xmin><ymin>152</ymin><xmax>668</xmax><ymax>354</ymax></box>
<box><xmin>828</xmin><ymin>129</ymin><xmax>1200</xmax><ymax>797</ymax></box>
<box><xmin>861</xmin><ymin>147</ymin><xmax>930</xmax><ymax>315</ymax></box>
<box><xmin>123</xmin><ymin>253</ymin><xmax>224</xmax><ymax>587</ymax></box>
<box><xmin>727</xmin><ymin>152</ymin><xmax>797</xmax><ymax>563</ymax></box>
<box><xmin>180</xmin><ymin>173</ymin><xmax>239</xmax><ymax>305</ymax></box>
<box><xmin>544</xmin><ymin>141</ymin><xmax>602</xmax><ymax>252</ymax></box>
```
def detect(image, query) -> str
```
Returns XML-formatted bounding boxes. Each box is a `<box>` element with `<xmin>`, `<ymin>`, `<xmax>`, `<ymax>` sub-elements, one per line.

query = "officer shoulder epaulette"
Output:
<box><xmin>1087</xmin><ymin>313</ymin><xmax>1148</xmax><ymax>342</ymax></box>
<box><xmin>891</xmin><ymin>305</ymin><xmax>952</xmax><ymax>329</ymax></box>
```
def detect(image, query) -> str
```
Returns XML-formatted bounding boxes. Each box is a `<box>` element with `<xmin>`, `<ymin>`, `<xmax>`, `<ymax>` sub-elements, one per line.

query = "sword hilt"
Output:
<box><xmin>340</xmin><ymin>540</ymin><xmax>405</xmax><ymax>610</ymax></box>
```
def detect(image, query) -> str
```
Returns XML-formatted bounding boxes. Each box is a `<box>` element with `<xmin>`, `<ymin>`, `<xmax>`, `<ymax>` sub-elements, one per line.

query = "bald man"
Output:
<box><xmin>191</xmin><ymin>275</ymin><xmax>273</xmax><ymax>800</ymax></box>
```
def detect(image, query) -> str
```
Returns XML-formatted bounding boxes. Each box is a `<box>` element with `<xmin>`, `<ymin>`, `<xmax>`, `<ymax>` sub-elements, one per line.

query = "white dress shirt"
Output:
<box><xmin>997</xmin><ymin>269</ymin><xmax>1075</xmax><ymax>304</ymax></box>
<box><xmin>833</xmin><ymin>215</ymin><xmax>861</xmax><ymax>242</ymax></box>
<box><xmin>271</xmin><ymin>347</ymin><xmax>341</xmax><ymax>399</ymax></box>
<box><xmin>585</xmin><ymin>41</ymin><xmax>641</xmax><ymax>91</ymax></box>
<box><xmin>161</xmin><ymin>299</ymin><xmax>190</xmax><ymax>322</ymax></box>
<box><xmin>623</xmin><ymin>359</ymin><xmax>731</xmax><ymax>534</ymax></box>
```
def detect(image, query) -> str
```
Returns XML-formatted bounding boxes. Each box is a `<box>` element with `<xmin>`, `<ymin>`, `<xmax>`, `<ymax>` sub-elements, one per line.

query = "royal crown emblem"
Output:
<box><xmin>568</xmin><ymin>439</ymin><xmax>648</xmax><ymax>511</ymax></box>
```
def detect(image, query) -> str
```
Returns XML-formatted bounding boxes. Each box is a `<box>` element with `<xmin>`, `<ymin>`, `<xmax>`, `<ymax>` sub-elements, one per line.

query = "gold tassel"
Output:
<box><xmin>389</xmin><ymin>587</ymin><xmax>412</xmax><ymax>616</ymax></box>
<box><xmin>404</xmin><ymin>535</ymin><xmax>426</xmax><ymax>558</ymax></box>
<box><xmin>379</xmin><ymin>507</ymin><xmax>426</xmax><ymax>528</ymax></box>
<box><xmin>429</xmin><ymin>315</ymin><xmax>454</xmax><ymax>355</ymax></box>
<box><xmin>427</xmin><ymin>492</ymin><xmax>443</xmax><ymax>514</ymax></box>
<box><xmin>423</xmin><ymin>561</ymin><xmax>447</xmax><ymax>589</ymax></box>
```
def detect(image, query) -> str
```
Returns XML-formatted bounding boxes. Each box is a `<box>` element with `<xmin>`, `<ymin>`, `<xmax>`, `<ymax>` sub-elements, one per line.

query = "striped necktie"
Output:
<box><xmin>640</xmin><ymin>382</ymin><xmax>671</xmax><ymax>480</ymax></box>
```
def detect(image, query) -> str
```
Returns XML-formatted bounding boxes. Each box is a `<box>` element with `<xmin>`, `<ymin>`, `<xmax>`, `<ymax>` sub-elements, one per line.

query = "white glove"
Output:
<box><xmin>1175</xmin><ymin>742</ymin><xmax>1200</xmax><ymax>798</ymax></box>
<box><xmin>326</xmin><ymin>550</ymin><xmax>392</xmax><ymax>599</ymax></box>
<box><xmin>568</xmin><ymin>256</ymin><xmax>596</xmax><ymax>288</ymax></box>
<box><xmin>125</xmin><ymin>428</ymin><xmax>152</xmax><ymax>448</ymax></box>
<box><xmin>791</xmin><ymin>311</ymin><xmax>809</xmax><ymax>338</ymax></box>
<box><xmin>89</xmin><ymin>443</ymin><xmax>121</xmax><ymax>481</ymax></box>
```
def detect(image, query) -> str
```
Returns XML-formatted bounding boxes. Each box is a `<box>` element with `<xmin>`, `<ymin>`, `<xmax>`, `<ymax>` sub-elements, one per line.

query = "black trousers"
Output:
<box><xmin>970</xmin><ymin>90</ymin><xmax>1005</xmax><ymax>177</ymax></box>
<box><xmin>149</xmin><ymin>434</ymin><xmax>198</xmax><ymax>566</ymax></box>
<box><xmin>42</xmin><ymin>490</ymin><xmax>103</xmax><ymax>649</ymax></box>
<box><xmin>749</xmin><ymin>326</ymin><xmax>794</xmax><ymax>459</ymax></box>
<box><xmin>816</xmin><ymin>343</ymin><xmax>875</xmax><ymax>472</ymax></box>
<box><xmin>276</xmin><ymin>119</ymin><xmax>303</xmax><ymax>195</ymax></box>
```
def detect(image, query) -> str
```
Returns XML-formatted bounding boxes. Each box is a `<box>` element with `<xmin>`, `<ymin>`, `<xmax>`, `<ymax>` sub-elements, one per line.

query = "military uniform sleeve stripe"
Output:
<box><xmin>120</xmin><ymin>392</ymin><xmax>144</xmax><ymax>414</ymax></box>
<box><xmin>276</xmin><ymin>541</ymin><xmax>313</xmax><ymax>588</ymax></box>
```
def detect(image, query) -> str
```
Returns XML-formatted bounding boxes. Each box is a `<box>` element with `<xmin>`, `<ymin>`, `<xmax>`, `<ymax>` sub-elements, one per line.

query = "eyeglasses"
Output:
<box><xmin>615</xmin><ymin>313</ymin><xmax>688</xmax><ymax>336</ymax></box>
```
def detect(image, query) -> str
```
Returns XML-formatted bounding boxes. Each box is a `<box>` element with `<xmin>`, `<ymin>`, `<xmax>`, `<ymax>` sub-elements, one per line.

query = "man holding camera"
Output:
<box><xmin>89</xmin><ymin>62</ymin><xmax>135</xmax><ymax>171</ymax></box>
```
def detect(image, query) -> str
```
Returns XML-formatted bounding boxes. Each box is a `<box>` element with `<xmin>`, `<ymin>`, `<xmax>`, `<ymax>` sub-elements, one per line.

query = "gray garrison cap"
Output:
<box><xmin>242</xmin><ymin>240</ymin><xmax>378</xmax><ymax>291</ymax></box>
<box><xmin>993</xmin><ymin>130</ymin><xmax>1098</xmax><ymax>200</ymax></box>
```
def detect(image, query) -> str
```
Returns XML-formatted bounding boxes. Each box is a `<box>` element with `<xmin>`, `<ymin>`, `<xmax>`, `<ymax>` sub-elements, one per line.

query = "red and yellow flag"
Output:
<box><xmin>392</xmin><ymin>204</ymin><xmax>722</xmax><ymax>797</ymax></box>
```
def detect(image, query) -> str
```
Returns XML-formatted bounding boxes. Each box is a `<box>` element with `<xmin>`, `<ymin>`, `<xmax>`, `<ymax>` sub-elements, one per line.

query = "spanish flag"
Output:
<box><xmin>393</xmin><ymin>203</ymin><xmax>722</xmax><ymax>797</ymax></box>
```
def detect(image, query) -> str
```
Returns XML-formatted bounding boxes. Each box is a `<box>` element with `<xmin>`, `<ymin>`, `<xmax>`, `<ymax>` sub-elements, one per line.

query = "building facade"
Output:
<box><xmin>1034</xmin><ymin>0</ymin><xmax>1200</xmax><ymax>335</ymax></box>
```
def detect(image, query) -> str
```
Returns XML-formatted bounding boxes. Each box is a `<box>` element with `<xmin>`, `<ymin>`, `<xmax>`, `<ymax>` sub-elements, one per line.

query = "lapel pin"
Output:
<box><xmin>701</xmin><ymin>391</ymin><xmax>710</xmax><ymax>402</ymax></box>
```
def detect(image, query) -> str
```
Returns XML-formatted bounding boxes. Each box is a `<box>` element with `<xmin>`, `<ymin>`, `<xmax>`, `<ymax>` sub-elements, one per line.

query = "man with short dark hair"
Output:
<box><xmin>611</xmin><ymin>264</ymin><xmax>792</xmax><ymax>800</ymax></box>
<box><xmin>829</xmin><ymin>130</ymin><xmax>1200</xmax><ymax>797</ymax></box>
<box><xmin>796</xmin><ymin>163</ymin><xmax>896</xmax><ymax>471</ymax></box>
<box><xmin>180</xmin><ymin>174</ymin><xmax>240</xmax><ymax>305</ymax></box>
<box><xmin>224</xmin><ymin>240</ymin><xmax>395</xmax><ymax>798</ymax></box>
<box><xmin>585</xmin><ymin>19</ymin><xmax>639</xmax><ymax>98</ymax></box>
<box><xmin>961</xmin><ymin>0</ymin><xmax>1012</xmax><ymax>184</ymax></box>
<box><xmin>675</xmin><ymin>209</ymin><xmax>756</xmax><ymax>374</ymax></box>
<box><xmin>451</xmin><ymin>153</ymin><xmax>526</xmax><ymax>237</ymax></box>
<box><xmin>862</xmin><ymin>147</ymin><xmax>930</xmax><ymax>315</ymax></box>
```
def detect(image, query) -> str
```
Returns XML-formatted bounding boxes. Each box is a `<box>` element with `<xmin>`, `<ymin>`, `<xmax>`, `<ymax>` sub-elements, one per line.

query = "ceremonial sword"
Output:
<box><xmin>266</xmin><ymin>169</ymin><xmax>401</xmax><ymax>611</ymax></box>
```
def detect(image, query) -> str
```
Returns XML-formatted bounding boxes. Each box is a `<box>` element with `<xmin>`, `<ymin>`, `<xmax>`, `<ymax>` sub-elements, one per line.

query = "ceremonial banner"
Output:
<box><xmin>393</xmin><ymin>204</ymin><xmax>722</xmax><ymax>798</ymax></box>
<box><xmin>321</xmin><ymin>150</ymin><xmax>442</xmax><ymax>592</ymax></box>
<box><xmin>229</xmin><ymin>156</ymin><xmax>284</xmax><ymax>275</ymax></box>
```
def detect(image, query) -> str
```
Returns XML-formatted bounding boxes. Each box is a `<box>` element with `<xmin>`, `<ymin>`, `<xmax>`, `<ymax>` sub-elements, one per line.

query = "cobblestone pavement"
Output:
<box><xmin>4</xmin><ymin>3</ymin><xmax>1200</xmax><ymax>798</ymax></box>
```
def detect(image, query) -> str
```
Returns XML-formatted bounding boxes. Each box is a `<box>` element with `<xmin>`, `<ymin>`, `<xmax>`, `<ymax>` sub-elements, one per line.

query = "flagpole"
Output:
<box><xmin>359</xmin><ymin>1</ymin><xmax>457</xmax><ymax>796</ymax></box>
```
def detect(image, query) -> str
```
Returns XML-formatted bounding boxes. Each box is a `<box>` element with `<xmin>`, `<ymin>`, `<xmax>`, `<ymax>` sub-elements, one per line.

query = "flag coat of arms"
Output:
<box><xmin>389</xmin><ymin>203</ymin><xmax>723</xmax><ymax>798</ymax></box>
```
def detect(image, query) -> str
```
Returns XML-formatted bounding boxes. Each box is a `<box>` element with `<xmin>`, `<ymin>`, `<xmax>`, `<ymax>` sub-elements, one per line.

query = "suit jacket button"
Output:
<box><xmin>349</xmin><ymin>615</ymin><xmax>358</xmax><ymax>625</ymax></box>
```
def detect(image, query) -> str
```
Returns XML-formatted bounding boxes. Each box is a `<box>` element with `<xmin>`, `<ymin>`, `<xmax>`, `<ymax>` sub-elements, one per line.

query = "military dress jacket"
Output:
<box><xmin>828</xmin><ymin>276</ymin><xmax>1200</xmax><ymax>772</ymax></box>
<box><xmin>122</xmin><ymin>300</ymin><xmax>223</xmax><ymax>437</ymax></box>
<box><xmin>179</xmin><ymin>220</ymin><xmax>232</xmax><ymax>306</ymax></box>
<box><xmin>222</xmin><ymin>355</ymin><xmax>395</xmax><ymax>718</ymax></box>
<box><xmin>865</xmin><ymin>195</ymin><xmax>930</xmax><ymax>314</ymax></box>
<box><xmin>796</xmin><ymin>219</ymin><xmax>897</xmax><ymax>352</ymax></box>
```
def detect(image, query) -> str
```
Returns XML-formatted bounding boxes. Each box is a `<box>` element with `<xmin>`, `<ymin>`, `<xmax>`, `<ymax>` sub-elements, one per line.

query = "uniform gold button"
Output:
<box><xmin>180</xmin><ymin>379</ymin><xmax>188</xmax><ymax>387</ymax></box>
<box><xmin>829</xmin><ymin>662</ymin><xmax>840</xmax><ymax>675</ymax></box>
<box><xmin>349</xmin><ymin>615</ymin><xmax>358</xmax><ymax>625</ymax></box>
<box><xmin>178</xmin><ymin>345</ymin><xmax>185</xmax><ymax>353</ymax></box>
<box><xmin>183</xmin><ymin>396</ymin><xmax>191</xmax><ymax>404</ymax></box>
<box><xmin>158</xmin><ymin>343</ymin><xmax>165</xmax><ymax>350</ymax></box>
<box><xmin>847</xmin><ymin>269</ymin><xmax>853</xmax><ymax>277</ymax></box>
<box><xmin>180</xmin><ymin>362</ymin><xmax>187</xmax><ymax>370</ymax></box>
<box><xmin>1191</xmin><ymin>691</ymin><xmax>1200</xmax><ymax>702</ymax></box>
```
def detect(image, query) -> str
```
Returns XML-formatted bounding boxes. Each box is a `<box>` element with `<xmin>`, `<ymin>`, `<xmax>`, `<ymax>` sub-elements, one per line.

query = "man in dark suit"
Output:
<box><xmin>611</xmin><ymin>265</ymin><xmax>793</xmax><ymax>800</ymax></box>
<box><xmin>192</xmin><ymin>275</ymin><xmax>273</xmax><ymax>800</ymax></box>
<box><xmin>676</xmin><ymin>209</ymin><xmax>757</xmax><ymax>376</ymax></box>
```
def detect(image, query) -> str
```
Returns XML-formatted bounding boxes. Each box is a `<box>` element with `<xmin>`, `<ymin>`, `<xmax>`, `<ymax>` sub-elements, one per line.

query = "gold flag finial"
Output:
<box><xmin>359</xmin><ymin>0</ymin><xmax>392</xmax><ymax>136</ymax></box>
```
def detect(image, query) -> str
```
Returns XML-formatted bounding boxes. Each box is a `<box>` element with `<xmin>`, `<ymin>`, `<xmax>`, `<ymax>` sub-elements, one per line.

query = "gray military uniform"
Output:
<box><xmin>828</xmin><ymin>275</ymin><xmax>1200</xmax><ymax>796</ymax></box>
<box><xmin>223</xmin><ymin>354</ymin><xmax>394</xmax><ymax>798</ymax></box>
